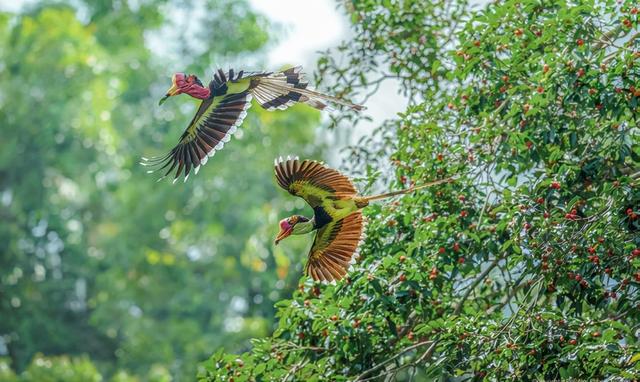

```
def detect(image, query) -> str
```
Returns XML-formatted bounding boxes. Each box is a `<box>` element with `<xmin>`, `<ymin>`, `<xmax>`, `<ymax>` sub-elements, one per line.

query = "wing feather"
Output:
<box><xmin>273</xmin><ymin>158</ymin><xmax>358</xmax><ymax>207</ymax></box>
<box><xmin>305</xmin><ymin>212</ymin><xmax>363</xmax><ymax>282</ymax></box>
<box><xmin>142</xmin><ymin>91</ymin><xmax>253</xmax><ymax>181</ymax></box>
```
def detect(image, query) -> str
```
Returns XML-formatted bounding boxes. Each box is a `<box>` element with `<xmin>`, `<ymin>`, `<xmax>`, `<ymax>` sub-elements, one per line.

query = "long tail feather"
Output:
<box><xmin>252</xmin><ymin>66</ymin><xmax>365</xmax><ymax>111</ymax></box>
<box><xmin>360</xmin><ymin>177</ymin><xmax>455</xmax><ymax>205</ymax></box>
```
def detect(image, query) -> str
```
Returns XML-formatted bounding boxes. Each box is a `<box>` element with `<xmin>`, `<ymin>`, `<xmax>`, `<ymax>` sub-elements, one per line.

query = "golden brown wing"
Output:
<box><xmin>305</xmin><ymin>211</ymin><xmax>363</xmax><ymax>282</ymax></box>
<box><xmin>274</xmin><ymin>158</ymin><xmax>358</xmax><ymax>208</ymax></box>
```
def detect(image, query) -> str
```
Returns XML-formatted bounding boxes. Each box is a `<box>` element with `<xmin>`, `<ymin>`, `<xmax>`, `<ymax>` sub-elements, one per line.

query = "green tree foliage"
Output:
<box><xmin>1</xmin><ymin>1</ymin><xmax>323</xmax><ymax>380</ymax></box>
<box><xmin>202</xmin><ymin>0</ymin><xmax>640</xmax><ymax>380</ymax></box>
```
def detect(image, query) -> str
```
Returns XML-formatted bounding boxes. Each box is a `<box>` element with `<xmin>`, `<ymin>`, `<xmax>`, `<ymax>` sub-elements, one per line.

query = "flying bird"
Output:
<box><xmin>273</xmin><ymin>158</ymin><xmax>453</xmax><ymax>282</ymax></box>
<box><xmin>143</xmin><ymin>67</ymin><xmax>364</xmax><ymax>182</ymax></box>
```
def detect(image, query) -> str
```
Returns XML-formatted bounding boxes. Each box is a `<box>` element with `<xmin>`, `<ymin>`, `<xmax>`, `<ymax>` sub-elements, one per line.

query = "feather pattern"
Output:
<box><xmin>142</xmin><ymin>91</ymin><xmax>252</xmax><ymax>182</ymax></box>
<box><xmin>306</xmin><ymin>212</ymin><xmax>364</xmax><ymax>282</ymax></box>
<box><xmin>274</xmin><ymin>157</ymin><xmax>358</xmax><ymax>206</ymax></box>
<box><xmin>249</xmin><ymin>66</ymin><xmax>363</xmax><ymax>111</ymax></box>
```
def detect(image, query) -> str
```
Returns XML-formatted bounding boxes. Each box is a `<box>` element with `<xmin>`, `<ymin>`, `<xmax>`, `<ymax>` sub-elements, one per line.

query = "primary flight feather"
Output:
<box><xmin>273</xmin><ymin>157</ymin><xmax>454</xmax><ymax>282</ymax></box>
<box><xmin>142</xmin><ymin>67</ymin><xmax>364</xmax><ymax>182</ymax></box>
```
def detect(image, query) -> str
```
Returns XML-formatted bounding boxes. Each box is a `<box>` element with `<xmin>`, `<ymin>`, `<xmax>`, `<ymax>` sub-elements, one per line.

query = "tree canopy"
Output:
<box><xmin>201</xmin><ymin>0</ymin><xmax>640</xmax><ymax>380</ymax></box>
<box><xmin>1</xmin><ymin>0</ymin><xmax>639</xmax><ymax>381</ymax></box>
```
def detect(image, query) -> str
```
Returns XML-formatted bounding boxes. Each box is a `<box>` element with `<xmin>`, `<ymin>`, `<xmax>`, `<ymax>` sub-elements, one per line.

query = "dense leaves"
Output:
<box><xmin>202</xmin><ymin>0</ymin><xmax>639</xmax><ymax>380</ymax></box>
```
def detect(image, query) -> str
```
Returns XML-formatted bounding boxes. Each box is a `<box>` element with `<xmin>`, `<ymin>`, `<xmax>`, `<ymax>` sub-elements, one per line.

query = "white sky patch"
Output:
<box><xmin>249</xmin><ymin>0</ymin><xmax>348</xmax><ymax>68</ymax></box>
<box><xmin>249</xmin><ymin>0</ymin><xmax>406</xmax><ymax>155</ymax></box>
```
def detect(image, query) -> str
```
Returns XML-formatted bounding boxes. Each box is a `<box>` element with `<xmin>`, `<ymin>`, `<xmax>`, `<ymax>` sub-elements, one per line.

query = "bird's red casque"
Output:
<box><xmin>173</xmin><ymin>73</ymin><xmax>210</xmax><ymax>99</ymax></box>
<box><xmin>279</xmin><ymin>219</ymin><xmax>292</xmax><ymax>232</ymax></box>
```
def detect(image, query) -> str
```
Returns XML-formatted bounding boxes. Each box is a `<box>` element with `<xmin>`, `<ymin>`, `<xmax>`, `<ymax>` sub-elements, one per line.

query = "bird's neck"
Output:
<box><xmin>183</xmin><ymin>84</ymin><xmax>211</xmax><ymax>100</ymax></box>
<box><xmin>293</xmin><ymin>218</ymin><xmax>316</xmax><ymax>235</ymax></box>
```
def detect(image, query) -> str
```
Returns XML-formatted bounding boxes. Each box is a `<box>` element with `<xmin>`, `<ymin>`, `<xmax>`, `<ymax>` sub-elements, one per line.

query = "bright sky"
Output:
<box><xmin>249</xmin><ymin>0</ymin><xmax>406</xmax><ymax>150</ymax></box>
<box><xmin>248</xmin><ymin>0</ymin><xmax>348</xmax><ymax>68</ymax></box>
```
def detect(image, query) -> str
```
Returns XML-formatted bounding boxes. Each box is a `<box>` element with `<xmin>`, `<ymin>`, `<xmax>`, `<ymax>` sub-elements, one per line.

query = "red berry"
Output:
<box><xmin>453</xmin><ymin>242</ymin><xmax>460</xmax><ymax>252</ymax></box>
<box><xmin>458</xmin><ymin>195</ymin><xmax>466</xmax><ymax>202</ymax></box>
<box><xmin>460</xmin><ymin>210</ymin><xmax>468</xmax><ymax>218</ymax></box>
<box><xmin>588</xmin><ymin>247</ymin><xmax>596</xmax><ymax>254</ymax></box>
<box><xmin>458</xmin><ymin>257</ymin><xmax>465</xmax><ymax>264</ymax></box>
<box><xmin>399</xmin><ymin>274</ymin><xmax>407</xmax><ymax>282</ymax></box>
<box><xmin>550</xmin><ymin>181</ymin><xmax>561</xmax><ymax>189</ymax></box>
<box><xmin>473</xmin><ymin>40</ymin><xmax>481</xmax><ymax>47</ymax></box>
<box><xmin>543</xmin><ymin>64</ymin><xmax>550</xmax><ymax>73</ymax></box>
<box><xmin>543</xmin><ymin>212</ymin><xmax>550</xmax><ymax>219</ymax></box>
<box><xmin>577</xmin><ymin>68</ymin><xmax>585</xmax><ymax>77</ymax></box>
<box><xmin>537</xmin><ymin>86</ymin><xmax>544</xmax><ymax>93</ymax></box>
<box><xmin>438</xmin><ymin>247</ymin><xmax>446</xmax><ymax>254</ymax></box>
<box><xmin>576</xmin><ymin>38</ymin><xmax>584</xmax><ymax>46</ymax></box>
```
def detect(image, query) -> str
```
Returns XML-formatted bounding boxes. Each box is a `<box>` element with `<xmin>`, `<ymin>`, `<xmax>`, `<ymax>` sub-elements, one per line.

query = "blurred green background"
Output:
<box><xmin>0</xmin><ymin>0</ymin><xmax>338</xmax><ymax>380</ymax></box>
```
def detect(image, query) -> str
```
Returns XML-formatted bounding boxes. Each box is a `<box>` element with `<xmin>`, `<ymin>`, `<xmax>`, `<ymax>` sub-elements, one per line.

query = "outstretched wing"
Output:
<box><xmin>274</xmin><ymin>158</ymin><xmax>358</xmax><ymax>208</ymax></box>
<box><xmin>251</xmin><ymin>66</ymin><xmax>364</xmax><ymax>111</ymax></box>
<box><xmin>306</xmin><ymin>212</ymin><xmax>363</xmax><ymax>282</ymax></box>
<box><xmin>143</xmin><ymin>91</ymin><xmax>252</xmax><ymax>182</ymax></box>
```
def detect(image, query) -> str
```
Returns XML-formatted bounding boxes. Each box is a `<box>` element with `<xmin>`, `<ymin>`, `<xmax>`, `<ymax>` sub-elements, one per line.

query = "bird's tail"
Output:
<box><xmin>251</xmin><ymin>66</ymin><xmax>365</xmax><ymax>111</ymax></box>
<box><xmin>355</xmin><ymin>177</ymin><xmax>454</xmax><ymax>208</ymax></box>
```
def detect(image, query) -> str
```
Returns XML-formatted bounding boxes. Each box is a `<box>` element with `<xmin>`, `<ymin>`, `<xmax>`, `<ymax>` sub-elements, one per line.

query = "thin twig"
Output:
<box><xmin>453</xmin><ymin>257</ymin><xmax>501</xmax><ymax>315</ymax></box>
<box><xmin>355</xmin><ymin>340</ymin><xmax>434</xmax><ymax>381</ymax></box>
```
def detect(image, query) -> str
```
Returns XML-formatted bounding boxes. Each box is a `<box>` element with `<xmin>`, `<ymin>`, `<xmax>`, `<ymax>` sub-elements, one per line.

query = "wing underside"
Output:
<box><xmin>273</xmin><ymin>158</ymin><xmax>357</xmax><ymax>207</ymax></box>
<box><xmin>306</xmin><ymin>211</ymin><xmax>363</xmax><ymax>282</ymax></box>
<box><xmin>143</xmin><ymin>92</ymin><xmax>252</xmax><ymax>182</ymax></box>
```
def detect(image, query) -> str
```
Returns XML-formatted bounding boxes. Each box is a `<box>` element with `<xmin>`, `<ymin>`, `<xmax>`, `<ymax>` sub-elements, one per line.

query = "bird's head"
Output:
<box><xmin>275</xmin><ymin>215</ymin><xmax>310</xmax><ymax>245</ymax></box>
<box><xmin>159</xmin><ymin>73</ymin><xmax>210</xmax><ymax>105</ymax></box>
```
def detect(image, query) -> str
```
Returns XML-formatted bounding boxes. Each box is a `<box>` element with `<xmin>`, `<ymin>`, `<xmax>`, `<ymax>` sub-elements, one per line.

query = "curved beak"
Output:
<box><xmin>159</xmin><ymin>82</ymin><xmax>180</xmax><ymax>106</ymax></box>
<box><xmin>275</xmin><ymin>227</ymin><xmax>292</xmax><ymax>245</ymax></box>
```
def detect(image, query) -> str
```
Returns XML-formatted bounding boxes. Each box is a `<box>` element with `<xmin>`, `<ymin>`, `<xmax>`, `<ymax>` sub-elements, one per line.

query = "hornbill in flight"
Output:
<box><xmin>143</xmin><ymin>67</ymin><xmax>363</xmax><ymax>182</ymax></box>
<box><xmin>273</xmin><ymin>157</ymin><xmax>453</xmax><ymax>282</ymax></box>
